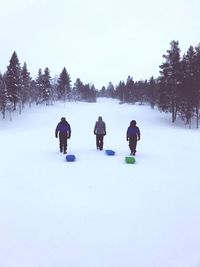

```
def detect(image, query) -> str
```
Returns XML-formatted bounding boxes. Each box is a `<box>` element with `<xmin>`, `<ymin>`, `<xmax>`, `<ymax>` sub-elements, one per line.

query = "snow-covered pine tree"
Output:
<box><xmin>21</xmin><ymin>62</ymin><xmax>32</xmax><ymax>109</ymax></box>
<box><xmin>193</xmin><ymin>44</ymin><xmax>200</xmax><ymax>128</ymax></box>
<box><xmin>148</xmin><ymin>76</ymin><xmax>158</xmax><ymax>109</ymax></box>
<box><xmin>88</xmin><ymin>84</ymin><xmax>97</xmax><ymax>102</ymax></box>
<box><xmin>158</xmin><ymin>40</ymin><xmax>181</xmax><ymax>123</ymax></box>
<box><xmin>0</xmin><ymin>73</ymin><xmax>9</xmax><ymax>119</ymax></box>
<box><xmin>125</xmin><ymin>76</ymin><xmax>134</xmax><ymax>103</ymax></box>
<box><xmin>57</xmin><ymin>67</ymin><xmax>71</xmax><ymax>101</ymax></box>
<box><xmin>43</xmin><ymin>67</ymin><xmax>52</xmax><ymax>105</ymax></box>
<box><xmin>5</xmin><ymin>51</ymin><xmax>22</xmax><ymax>111</ymax></box>
<box><xmin>35</xmin><ymin>68</ymin><xmax>44</xmax><ymax>104</ymax></box>
<box><xmin>72</xmin><ymin>78</ymin><xmax>84</xmax><ymax>101</ymax></box>
<box><xmin>179</xmin><ymin>46</ymin><xmax>197</xmax><ymax>127</ymax></box>
<box><xmin>114</xmin><ymin>81</ymin><xmax>125</xmax><ymax>102</ymax></box>
<box><xmin>106</xmin><ymin>82</ymin><xmax>115</xmax><ymax>98</ymax></box>
<box><xmin>82</xmin><ymin>83</ymin><xmax>97</xmax><ymax>102</ymax></box>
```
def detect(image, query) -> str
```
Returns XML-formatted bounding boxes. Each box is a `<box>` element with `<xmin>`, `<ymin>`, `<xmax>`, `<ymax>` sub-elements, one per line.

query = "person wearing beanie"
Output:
<box><xmin>55</xmin><ymin>117</ymin><xmax>71</xmax><ymax>154</ymax></box>
<box><xmin>126</xmin><ymin>120</ymin><xmax>141</xmax><ymax>155</ymax></box>
<box><xmin>94</xmin><ymin>116</ymin><xmax>106</xmax><ymax>150</ymax></box>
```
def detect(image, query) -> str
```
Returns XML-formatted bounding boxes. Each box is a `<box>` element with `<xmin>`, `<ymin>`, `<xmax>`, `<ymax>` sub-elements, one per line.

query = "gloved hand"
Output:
<box><xmin>94</xmin><ymin>131</ymin><xmax>96</xmax><ymax>135</ymax></box>
<box><xmin>127</xmin><ymin>137</ymin><xmax>129</xmax><ymax>141</ymax></box>
<box><xmin>55</xmin><ymin>134</ymin><xmax>58</xmax><ymax>138</ymax></box>
<box><xmin>104</xmin><ymin>132</ymin><xmax>106</xmax><ymax>136</ymax></box>
<box><xmin>138</xmin><ymin>136</ymin><xmax>140</xmax><ymax>141</ymax></box>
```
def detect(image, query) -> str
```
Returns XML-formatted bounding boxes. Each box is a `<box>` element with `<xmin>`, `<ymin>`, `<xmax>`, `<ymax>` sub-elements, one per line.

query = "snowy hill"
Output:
<box><xmin>0</xmin><ymin>98</ymin><xmax>200</xmax><ymax>267</ymax></box>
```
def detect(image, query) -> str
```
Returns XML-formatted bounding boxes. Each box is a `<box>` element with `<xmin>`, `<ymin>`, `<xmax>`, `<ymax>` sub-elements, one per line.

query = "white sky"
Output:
<box><xmin>0</xmin><ymin>0</ymin><xmax>200</xmax><ymax>88</ymax></box>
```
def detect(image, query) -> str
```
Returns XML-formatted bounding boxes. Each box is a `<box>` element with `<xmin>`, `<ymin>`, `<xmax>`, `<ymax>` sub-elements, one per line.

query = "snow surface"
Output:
<box><xmin>0</xmin><ymin>98</ymin><xmax>200</xmax><ymax>267</ymax></box>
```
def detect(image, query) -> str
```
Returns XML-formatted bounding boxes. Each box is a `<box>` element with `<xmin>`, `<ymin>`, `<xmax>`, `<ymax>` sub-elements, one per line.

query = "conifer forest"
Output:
<box><xmin>1</xmin><ymin>40</ymin><xmax>200</xmax><ymax>128</ymax></box>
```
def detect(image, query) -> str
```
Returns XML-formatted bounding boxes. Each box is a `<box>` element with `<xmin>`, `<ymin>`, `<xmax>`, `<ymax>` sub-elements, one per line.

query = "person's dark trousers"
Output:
<box><xmin>129</xmin><ymin>136</ymin><xmax>137</xmax><ymax>154</ymax></box>
<box><xmin>59</xmin><ymin>133</ymin><xmax>68</xmax><ymax>154</ymax></box>
<box><xmin>96</xmin><ymin>134</ymin><xmax>104</xmax><ymax>150</ymax></box>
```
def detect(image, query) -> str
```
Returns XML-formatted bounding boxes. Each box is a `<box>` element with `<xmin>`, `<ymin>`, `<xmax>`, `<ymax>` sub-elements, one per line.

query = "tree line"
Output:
<box><xmin>99</xmin><ymin>40</ymin><xmax>200</xmax><ymax>128</ymax></box>
<box><xmin>0</xmin><ymin>51</ymin><xmax>97</xmax><ymax>119</ymax></box>
<box><xmin>1</xmin><ymin>40</ymin><xmax>200</xmax><ymax>128</ymax></box>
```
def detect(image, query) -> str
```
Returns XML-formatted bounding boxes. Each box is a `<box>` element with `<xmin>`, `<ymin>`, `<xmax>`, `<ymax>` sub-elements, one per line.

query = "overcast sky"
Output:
<box><xmin>0</xmin><ymin>0</ymin><xmax>200</xmax><ymax>88</ymax></box>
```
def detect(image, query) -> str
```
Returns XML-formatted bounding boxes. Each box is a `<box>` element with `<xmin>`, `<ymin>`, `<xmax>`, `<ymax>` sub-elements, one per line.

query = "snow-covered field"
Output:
<box><xmin>0</xmin><ymin>98</ymin><xmax>200</xmax><ymax>267</ymax></box>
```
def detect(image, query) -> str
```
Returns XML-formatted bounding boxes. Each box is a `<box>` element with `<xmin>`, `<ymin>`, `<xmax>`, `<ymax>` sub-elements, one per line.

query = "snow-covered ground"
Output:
<box><xmin>0</xmin><ymin>98</ymin><xmax>200</xmax><ymax>267</ymax></box>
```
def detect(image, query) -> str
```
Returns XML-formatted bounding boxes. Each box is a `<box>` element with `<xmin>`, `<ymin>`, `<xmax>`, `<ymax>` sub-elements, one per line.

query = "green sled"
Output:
<box><xmin>125</xmin><ymin>156</ymin><xmax>136</xmax><ymax>164</ymax></box>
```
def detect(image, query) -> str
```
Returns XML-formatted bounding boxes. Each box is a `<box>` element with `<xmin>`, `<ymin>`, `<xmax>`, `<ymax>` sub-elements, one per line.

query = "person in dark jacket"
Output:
<box><xmin>94</xmin><ymin>116</ymin><xmax>106</xmax><ymax>150</ymax></box>
<box><xmin>55</xmin><ymin>117</ymin><xmax>71</xmax><ymax>154</ymax></box>
<box><xmin>126</xmin><ymin>120</ymin><xmax>140</xmax><ymax>155</ymax></box>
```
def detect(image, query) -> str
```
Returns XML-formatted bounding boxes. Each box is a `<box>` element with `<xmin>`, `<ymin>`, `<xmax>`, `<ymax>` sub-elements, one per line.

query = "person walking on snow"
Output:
<box><xmin>126</xmin><ymin>120</ymin><xmax>140</xmax><ymax>155</ymax></box>
<box><xmin>94</xmin><ymin>116</ymin><xmax>106</xmax><ymax>150</ymax></box>
<box><xmin>55</xmin><ymin>117</ymin><xmax>71</xmax><ymax>154</ymax></box>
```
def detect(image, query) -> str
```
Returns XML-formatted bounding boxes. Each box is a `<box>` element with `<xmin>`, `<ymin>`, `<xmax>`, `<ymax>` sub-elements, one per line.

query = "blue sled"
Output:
<box><xmin>105</xmin><ymin>149</ymin><xmax>115</xmax><ymax>156</ymax></box>
<box><xmin>66</xmin><ymin>154</ymin><xmax>76</xmax><ymax>162</ymax></box>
